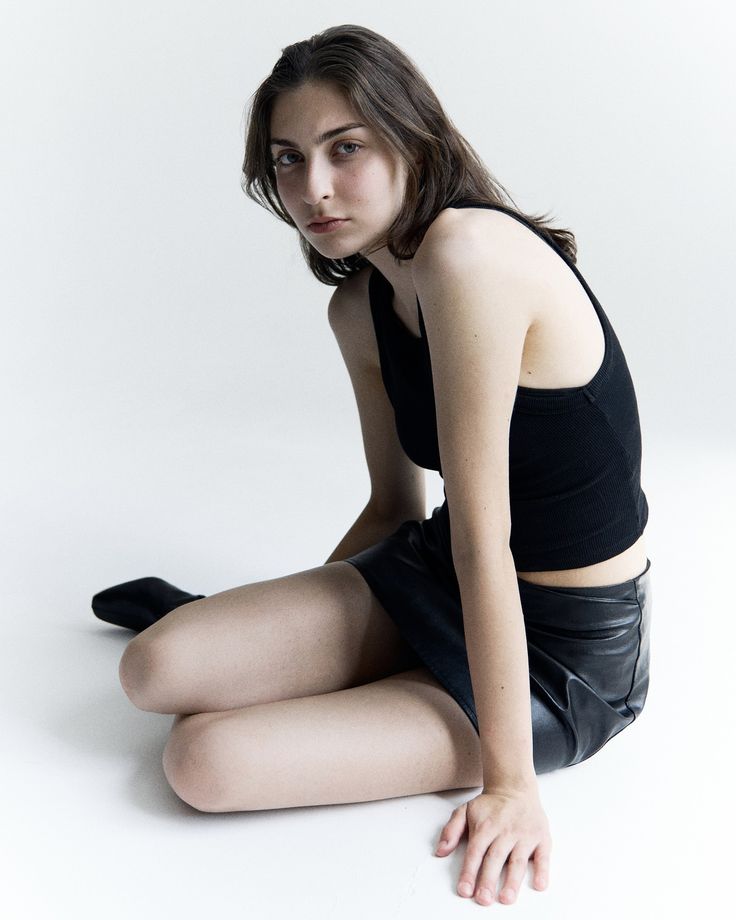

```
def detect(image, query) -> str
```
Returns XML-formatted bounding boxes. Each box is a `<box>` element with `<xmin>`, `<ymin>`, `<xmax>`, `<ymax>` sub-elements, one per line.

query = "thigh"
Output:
<box><xmin>161</xmin><ymin>666</ymin><xmax>484</xmax><ymax>813</ymax></box>
<box><xmin>118</xmin><ymin>561</ymin><xmax>421</xmax><ymax>715</ymax></box>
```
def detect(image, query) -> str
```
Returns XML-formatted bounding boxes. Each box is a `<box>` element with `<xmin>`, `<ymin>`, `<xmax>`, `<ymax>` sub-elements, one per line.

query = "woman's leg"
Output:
<box><xmin>118</xmin><ymin>561</ymin><xmax>421</xmax><ymax>715</ymax></box>
<box><xmin>162</xmin><ymin>667</ymin><xmax>484</xmax><ymax>813</ymax></box>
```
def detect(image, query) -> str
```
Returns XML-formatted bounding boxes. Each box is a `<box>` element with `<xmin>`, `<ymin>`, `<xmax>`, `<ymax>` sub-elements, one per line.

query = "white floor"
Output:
<box><xmin>3</xmin><ymin>430</ymin><xmax>732</xmax><ymax>919</ymax></box>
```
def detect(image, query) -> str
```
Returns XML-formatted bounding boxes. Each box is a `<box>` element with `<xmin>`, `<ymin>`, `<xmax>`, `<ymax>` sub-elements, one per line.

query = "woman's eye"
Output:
<box><xmin>272</xmin><ymin>151</ymin><xmax>299</xmax><ymax>167</ymax></box>
<box><xmin>272</xmin><ymin>141</ymin><xmax>362</xmax><ymax>168</ymax></box>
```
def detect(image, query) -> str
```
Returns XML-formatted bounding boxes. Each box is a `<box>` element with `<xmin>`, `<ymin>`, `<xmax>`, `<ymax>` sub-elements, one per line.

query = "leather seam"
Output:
<box><xmin>624</xmin><ymin>578</ymin><xmax>645</xmax><ymax>721</ymax></box>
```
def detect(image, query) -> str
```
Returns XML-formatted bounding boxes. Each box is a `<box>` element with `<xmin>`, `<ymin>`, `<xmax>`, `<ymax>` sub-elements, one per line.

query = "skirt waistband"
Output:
<box><xmin>516</xmin><ymin>557</ymin><xmax>651</xmax><ymax>601</ymax></box>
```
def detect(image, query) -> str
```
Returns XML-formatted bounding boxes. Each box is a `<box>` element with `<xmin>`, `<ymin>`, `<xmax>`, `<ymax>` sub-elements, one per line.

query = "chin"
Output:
<box><xmin>314</xmin><ymin>237</ymin><xmax>365</xmax><ymax>259</ymax></box>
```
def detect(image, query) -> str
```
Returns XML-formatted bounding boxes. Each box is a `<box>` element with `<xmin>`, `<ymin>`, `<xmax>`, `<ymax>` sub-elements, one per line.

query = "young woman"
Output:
<box><xmin>93</xmin><ymin>24</ymin><xmax>652</xmax><ymax>908</ymax></box>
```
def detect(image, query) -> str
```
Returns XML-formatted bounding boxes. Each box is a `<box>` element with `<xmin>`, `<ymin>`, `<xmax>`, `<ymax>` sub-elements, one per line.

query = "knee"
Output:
<box><xmin>162</xmin><ymin>715</ymin><xmax>236</xmax><ymax>812</ymax></box>
<box><xmin>118</xmin><ymin>635</ymin><xmax>175</xmax><ymax>712</ymax></box>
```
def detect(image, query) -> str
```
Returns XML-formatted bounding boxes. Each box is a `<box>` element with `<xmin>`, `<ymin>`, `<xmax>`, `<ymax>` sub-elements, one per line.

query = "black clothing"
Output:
<box><xmin>366</xmin><ymin>200</ymin><xmax>648</xmax><ymax>570</ymax></box>
<box><xmin>348</xmin><ymin>528</ymin><xmax>652</xmax><ymax>773</ymax></box>
<box><xmin>91</xmin><ymin>577</ymin><xmax>205</xmax><ymax>632</ymax></box>
<box><xmin>345</xmin><ymin>200</ymin><xmax>653</xmax><ymax>772</ymax></box>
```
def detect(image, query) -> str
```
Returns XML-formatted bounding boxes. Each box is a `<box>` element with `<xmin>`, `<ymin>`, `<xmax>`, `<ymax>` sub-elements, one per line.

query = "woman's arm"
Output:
<box><xmin>325</xmin><ymin>270</ymin><xmax>427</xmax><ymax>564</ymax></box>
<box><xmin>324</xmin><ymin>500</ymin><xmax>417</xmax><ymax>564</ymax></box>
<box><xmin>452</xmin><ymin>549</ymin><xmax>536</xmax><ymax>788</ymax></box>
<box><xmin>415</xmin><ymin>209</ymin><xmax>554</xmax><ymax>903</ymax></box>
<box><xmin>412</xmin><ymin>207</ymin><xmax>543</xmax><ymax>788</ymax></box>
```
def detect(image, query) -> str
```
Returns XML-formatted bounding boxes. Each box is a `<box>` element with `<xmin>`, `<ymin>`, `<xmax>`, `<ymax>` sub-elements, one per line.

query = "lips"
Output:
<box><xmin>307</xmin><ymin>217</ymin><xmax>350</xmax><ymax>235</ymax></box>
<box><xmin>308</xmin><ymin>217</ymin><xmax>344</xmax><ymax>226</ymax></box>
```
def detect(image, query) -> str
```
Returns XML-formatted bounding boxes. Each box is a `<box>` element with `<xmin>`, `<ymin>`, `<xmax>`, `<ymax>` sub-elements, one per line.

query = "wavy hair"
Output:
<box><xmin>241</xmin><ymin>24</ymin><xmax>578</xmax><ymax>285</ymax></box>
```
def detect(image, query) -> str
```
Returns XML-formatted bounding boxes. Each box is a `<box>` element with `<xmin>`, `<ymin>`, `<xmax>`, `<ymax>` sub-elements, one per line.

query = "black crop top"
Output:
<box><xmin>368</xmin><ymin>200</ymin><xmax>649</xmax><ymax>570</ymax></box>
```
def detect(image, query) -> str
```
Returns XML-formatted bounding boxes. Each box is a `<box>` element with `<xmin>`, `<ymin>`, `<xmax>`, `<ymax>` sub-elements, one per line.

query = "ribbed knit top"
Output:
<box><xmin>368</xmin><ymin>200</ymin><xmax>649</xmax><ymax>570</ymax></box>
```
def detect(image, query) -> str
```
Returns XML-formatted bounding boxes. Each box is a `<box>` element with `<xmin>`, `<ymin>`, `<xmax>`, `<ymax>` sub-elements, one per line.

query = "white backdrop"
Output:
<box><xmin>2</xmin><ymin>2</ymin><xmax>733</xmax><ymax>918</ymax></box>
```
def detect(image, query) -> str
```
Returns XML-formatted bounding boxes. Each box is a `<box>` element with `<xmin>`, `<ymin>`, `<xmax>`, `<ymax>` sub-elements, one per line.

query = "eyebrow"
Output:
<box><xmin>269</xmin><ymin>122</ymin><xmax>367</xmax><ymax>148</ymax></box>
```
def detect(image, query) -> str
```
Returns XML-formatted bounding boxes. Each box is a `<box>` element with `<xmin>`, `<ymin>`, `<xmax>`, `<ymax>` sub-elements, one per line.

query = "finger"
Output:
<box><xmin>498</xmin><ymin>846</ymin><xmax>532</xmax><ymax>904</ymax></box>
<box><xmin>456</xmin><ymin>824</ymin><xmax>498</xmax><ymax>898</ymax></box>
<box><xmin>473</xmin><ymin>835</ymin><xmax>515</xmax><ymax>905</ymax></box>
<box><xmin>435</xmin><ymin>804</ymin><xmax>466</xmax><ymax>856</ymax></box>
<box><xmin>531</xmin><ymin>839</ymin><xmax>552</xmax><ymax>890</ymax></box>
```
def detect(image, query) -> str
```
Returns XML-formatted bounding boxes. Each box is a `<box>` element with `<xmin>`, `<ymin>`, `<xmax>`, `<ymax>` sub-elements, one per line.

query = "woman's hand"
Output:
<box><xmin>434</xmin><ymin>786</ymin><xmax>552</xmax><ymax>906</ymax></box>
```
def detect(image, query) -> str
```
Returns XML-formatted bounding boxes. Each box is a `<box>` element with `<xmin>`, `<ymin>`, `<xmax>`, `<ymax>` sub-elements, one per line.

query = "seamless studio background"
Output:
<box><xmin>1</xmin><ymin>1</ymin><xmax>733</xmax><ymax>918</ymax></box>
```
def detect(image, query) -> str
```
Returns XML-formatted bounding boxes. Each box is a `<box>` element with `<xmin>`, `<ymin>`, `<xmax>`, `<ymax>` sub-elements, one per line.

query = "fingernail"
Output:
<box><xmin>458</xmin><ymin>882</ymin><xmax>473</xmax><ymax>897</ymax></box>
<box><xmin>437</xmin><ymin>839</ymin><xmax>448</xmax><ymax>850</ymax></box>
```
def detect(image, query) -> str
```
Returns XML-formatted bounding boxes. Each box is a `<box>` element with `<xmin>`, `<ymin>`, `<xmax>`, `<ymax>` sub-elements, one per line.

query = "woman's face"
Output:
<box><xmin>269</xmin><ymin>80</ymin><xmax>410</xmax><ymax>258</ymax></box>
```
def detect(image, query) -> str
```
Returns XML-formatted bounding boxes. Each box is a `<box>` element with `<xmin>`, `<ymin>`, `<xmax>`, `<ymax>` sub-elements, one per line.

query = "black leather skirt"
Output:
<box><xmin>344</xmin><ymin>500</ymin><xmax>652</xmax><ymax>775</ymax></box>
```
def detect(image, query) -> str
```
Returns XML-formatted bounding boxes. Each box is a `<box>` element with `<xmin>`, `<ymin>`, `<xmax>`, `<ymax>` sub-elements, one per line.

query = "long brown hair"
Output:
<box><xmin>241</xmin><ymin>24</ymin><xmax>578</xmax><ymax>285</ymax></box>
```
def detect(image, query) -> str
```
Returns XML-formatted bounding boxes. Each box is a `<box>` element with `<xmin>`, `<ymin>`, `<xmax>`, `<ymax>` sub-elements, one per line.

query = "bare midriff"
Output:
<box><xmin>515</xmin><ymin>533</ymin><xmax>648</xmax><ymax>588</ymax></box>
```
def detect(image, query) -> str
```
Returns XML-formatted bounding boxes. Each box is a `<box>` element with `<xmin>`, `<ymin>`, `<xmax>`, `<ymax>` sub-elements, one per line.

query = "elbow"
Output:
<box><xmin>443</xmin><ymin>493</ymin><xmax>514</xmax><ymax>573</ymax></box>
<box><xmin>449</xmin><ymin>513</ymin><xmax>512</xmax><ymax>565</ymax></box>
<box><xmin>451</xmin><ymin>535</ymin><xmax>515</xmax><ymax>573</ymax></box>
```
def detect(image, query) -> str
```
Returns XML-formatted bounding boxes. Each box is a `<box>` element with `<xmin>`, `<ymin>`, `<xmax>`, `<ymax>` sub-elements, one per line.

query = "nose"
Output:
<box><xmin>300</xmin><ymin>155</ymin><xmax>334</xmax><ymax>206</ymax></box>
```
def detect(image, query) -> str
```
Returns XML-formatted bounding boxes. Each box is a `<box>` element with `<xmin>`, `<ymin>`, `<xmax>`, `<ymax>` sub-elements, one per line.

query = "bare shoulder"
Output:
<box><xmin>414</xmin><ymin>205</ymin><xmax>607</xmax><ymax>393</ymax></box>
<box><xmin>327</xmin><ymin>264</ymin><xmax>380</xmax><ymax>369</ymax></box>
<box><xmin>414</xmin><ymin>204</ymin><xmax>543</xmax><ymax>269</ymax></box>
<box><xmin>412</xmin><ymin>205</ymin><xmax>568</xmax><ymax>334</ymax></box>
<box><xmin>411</xmin><ymin>206</ymin><xmax>548</xmax><ymax>338</ymax></box>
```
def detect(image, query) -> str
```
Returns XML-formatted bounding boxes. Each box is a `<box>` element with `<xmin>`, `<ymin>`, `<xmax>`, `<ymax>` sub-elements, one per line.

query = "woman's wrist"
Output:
<box><xmin>482</xmin><ymin>769</ymin><xmax>538</xmax><ymax>797</ymax></box>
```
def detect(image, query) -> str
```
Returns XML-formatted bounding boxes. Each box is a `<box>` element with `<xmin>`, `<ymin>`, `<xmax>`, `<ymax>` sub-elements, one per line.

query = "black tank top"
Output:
<box><xmin>368</xmin><ymin>200</ymin><xmax>649</xmax><ymax>570</ymax></box>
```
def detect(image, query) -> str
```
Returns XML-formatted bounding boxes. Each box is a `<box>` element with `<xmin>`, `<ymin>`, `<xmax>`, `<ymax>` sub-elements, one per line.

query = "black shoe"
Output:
<box><xmin>91</xmin><ymin>576</ymin><xmax>206</xmax><ymax>633</ymax></box>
